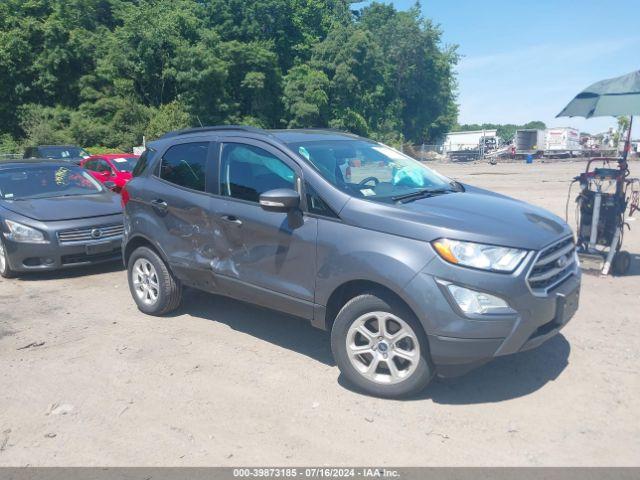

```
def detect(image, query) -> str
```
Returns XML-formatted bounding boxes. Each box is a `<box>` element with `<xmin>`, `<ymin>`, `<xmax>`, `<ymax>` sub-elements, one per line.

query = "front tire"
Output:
<box><xmin>127</xmin><ymin>246</ymin><xmax>182</xmax><ymax>315</ymax></box>
<box><xmin>331</xmin><ymin>292</ymin><xmax>434</xmax><ymax>398</ymax></box>
<box><xmin>0</xmin><ymin>238</ymin><xmax>16</xmax><ymax>279</ymax></box>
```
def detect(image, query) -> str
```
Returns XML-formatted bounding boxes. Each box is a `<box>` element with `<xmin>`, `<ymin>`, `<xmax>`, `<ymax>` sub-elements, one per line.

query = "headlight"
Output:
<box><xmin>432</xmin><ymin>238</ymin><xmax>527</xmax><ymax>272</ymax></box>
<box><xmin>446</xmin><ymin>284</ymin><xmax>515</xmax><ymax>315</ymax></box>
<box><xmin>4</xmin><ymin>220</ymin><xmax>48</xmax><ymax>244</ymax></box>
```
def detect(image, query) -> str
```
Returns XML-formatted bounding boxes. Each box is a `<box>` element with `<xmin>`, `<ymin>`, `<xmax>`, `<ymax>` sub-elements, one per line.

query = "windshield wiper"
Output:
<box><xmin>392</xmin><ymin>188</ymin><xmax>454</xmax><ymax>203</ymax></box>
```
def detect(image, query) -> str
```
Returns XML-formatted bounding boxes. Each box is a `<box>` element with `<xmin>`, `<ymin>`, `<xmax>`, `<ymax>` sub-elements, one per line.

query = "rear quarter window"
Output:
<box><xmin>132</xmin><ymin>148</ymin><xmax>156</xmax><ymax>177</ymax></box>
<box><xmin>158</xmin><ymin>142</ymin><xmax>208</xmax><ymax>192</ymax></box>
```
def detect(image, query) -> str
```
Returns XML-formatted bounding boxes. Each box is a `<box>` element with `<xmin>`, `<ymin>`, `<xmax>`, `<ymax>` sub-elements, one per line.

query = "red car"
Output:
<box><xmin>81</xmin><ymin>154</ymin><xmax>139</xmax><ymax>192</ymax></box>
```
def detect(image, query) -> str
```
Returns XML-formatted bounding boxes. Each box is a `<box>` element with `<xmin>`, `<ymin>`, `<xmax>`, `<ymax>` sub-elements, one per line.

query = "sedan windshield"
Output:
<box><xmin>0</xmin><ymin>165</ymin><xmax>103</xmax><ymax>200</ymax></box>
<box><xmin>290</xmin><ymin>140</ymin><xmax>454</xmax><ymax>202</ymax></box>
<box><xmin>110</xmin><ymin>156</ymin><xmax>138</xmax><ymax>172</ymax></box>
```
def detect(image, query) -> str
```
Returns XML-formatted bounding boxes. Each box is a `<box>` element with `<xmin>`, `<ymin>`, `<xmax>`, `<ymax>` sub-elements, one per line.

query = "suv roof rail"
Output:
<box><xmin>160</xmin><ymin>125</ymin><xmax>270</xmax><ymax>139</ymax></box>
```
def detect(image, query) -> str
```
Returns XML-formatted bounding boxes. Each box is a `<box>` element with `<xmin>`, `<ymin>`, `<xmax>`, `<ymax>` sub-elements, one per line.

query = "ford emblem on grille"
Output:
<box><xmin>91</xmin><ymin>228</ymin><xmax>103</xmax><ymax>239</ymax></box>
<box><xmin>556</xmin><ymin>254</ymin><xmax>569</xmax><ymax>268</ymax></box>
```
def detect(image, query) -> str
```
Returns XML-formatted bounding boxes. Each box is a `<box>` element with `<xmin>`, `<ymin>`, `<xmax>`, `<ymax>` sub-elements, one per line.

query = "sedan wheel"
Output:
<box><xmin>0</xmin><ymin>239</ymin><xmax>15</xmax><ymax>278</ymax></box>
<box><xmin>346</xmin><ymin>311</ymin><xmax>420</xmax><ymax>385</ymax></box>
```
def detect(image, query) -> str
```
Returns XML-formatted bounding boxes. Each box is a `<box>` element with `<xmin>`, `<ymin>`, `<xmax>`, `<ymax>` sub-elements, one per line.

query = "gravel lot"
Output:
<box><xmin>0</xmin><ymin>160</ymin><xmax>638</xmax><ymax>466</ymax></box>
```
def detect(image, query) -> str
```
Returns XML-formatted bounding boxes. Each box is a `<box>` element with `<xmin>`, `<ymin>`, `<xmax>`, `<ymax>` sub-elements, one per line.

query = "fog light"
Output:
<box><xmin>446</xmin><ymin>284</ymin><xmax>515</xmax><ymax>315</ymax></box>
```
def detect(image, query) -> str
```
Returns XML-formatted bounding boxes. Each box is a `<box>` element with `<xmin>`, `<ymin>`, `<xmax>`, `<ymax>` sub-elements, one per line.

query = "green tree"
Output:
<box><xmin>0</xmin><ymin>0</ymin><xmax>460</xmax><ymax>148</ymax></box>
<box><xmin>145</xmin><ymin>101</ymin><xmax>191</xmax><ymax>140</ymax></box>
<box><xmin>283</xmin><ymin>64</ymin><xmax>330</xmax><ymax>127</ymax></box>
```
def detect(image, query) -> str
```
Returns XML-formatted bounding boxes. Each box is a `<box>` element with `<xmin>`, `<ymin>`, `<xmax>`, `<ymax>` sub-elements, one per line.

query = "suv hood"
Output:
<box><xmin>1</xmin><ymin>193</ymin><xmax>122</xmax><ymax>221</ymax></box>
<box><xmin>341</xmin><ymin>185</ymin><xmax>572</xmax><ymax>251</ymax></box>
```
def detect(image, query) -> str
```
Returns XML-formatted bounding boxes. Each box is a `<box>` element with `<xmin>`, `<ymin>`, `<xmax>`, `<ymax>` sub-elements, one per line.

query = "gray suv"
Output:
<box><xmin>122</xmin><ymin>126</ymin><xmax>581</xmax><ymax>398</ymax></box>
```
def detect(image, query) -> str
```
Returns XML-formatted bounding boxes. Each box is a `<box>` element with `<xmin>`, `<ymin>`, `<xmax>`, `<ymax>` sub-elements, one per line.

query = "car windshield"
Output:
<box><xmin>110</xmin><ymin>156</ymin><xmax>138</xmax><ymax>172</ymax></box>
<box><xmin>290</xmin><ymin>139</ymin><xmax>454</xmax><ymax>202</ymax></box>
<box><xmin>0</xmin><ymin>165</ymin><xmax>104</xmax><ymax>200</ymax></box>
<box><xmin>38</xmin><ymin>146</ymin><xmax>89</xmax><ymax>159</ymax></box>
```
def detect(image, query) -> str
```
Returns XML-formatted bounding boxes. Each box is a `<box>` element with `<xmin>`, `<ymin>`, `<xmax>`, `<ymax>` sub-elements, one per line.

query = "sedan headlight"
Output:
<box><xmin>4</xmin><ymin>220</ymin><xmax>48</xmax><ymax>244</ymax></box>
<box><xmin>432</xmin><ymin>238</ymin><xmax>527</xmax><ymax>272</ymax></box>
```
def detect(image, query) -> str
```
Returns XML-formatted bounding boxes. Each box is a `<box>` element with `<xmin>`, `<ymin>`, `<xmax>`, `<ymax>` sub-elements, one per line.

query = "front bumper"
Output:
<box><xmin>3</xmin><ymin>236</ymin><xmax>122</xmax><ymax>272</ymax></box>
<box><xmin>405</xmin><ymin>245</ymin><xmax>581</xmax><ymax>376</ymax></box>
<box><xmin>2</xmin><ymin>214</ymin><xmax>123</xmax><ymax>272</ymax></box>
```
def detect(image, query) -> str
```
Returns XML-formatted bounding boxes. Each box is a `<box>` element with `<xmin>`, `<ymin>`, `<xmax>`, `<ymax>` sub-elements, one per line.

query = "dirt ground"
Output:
<box><xmin>0</xmin><ymin>160</ymin><xmax>638</xmax><ymax>466</ymax></box>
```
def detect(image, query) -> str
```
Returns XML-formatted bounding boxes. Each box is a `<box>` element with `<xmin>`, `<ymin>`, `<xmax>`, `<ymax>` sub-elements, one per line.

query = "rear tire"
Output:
<box><xmin>0</xmin><ymin>238</ymin><xmax>16</xmax><ymax>279</ymax></box>
<box><xmin>331</xmin><ymin>291</ymin><xmax>434</xmax><ymax>398</ymax></box>
<box><xmin>612</xmin><ymin>250</ymin><xmax>631</xmax><ymax>276</ymax></box>
<box><xmin>127</xmin><ymin>246</ymin><xmax>182</xmax><ymax>315</ymax></box>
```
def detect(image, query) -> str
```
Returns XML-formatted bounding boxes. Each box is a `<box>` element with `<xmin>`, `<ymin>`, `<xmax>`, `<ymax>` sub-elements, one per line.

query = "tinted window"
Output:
<box><xmin>132</xmin><ymin>148</ymin><xmax>155</xmax><ymax>177</ymax></box>
<box><xmin>220</xmin><ymin>144</ymin><xmax>295</xmax><ymax>203</ymax></box>
<box><xmin>95</xmin><ymin>159</ymin><xmax>112</xmax><ymax>173</ymax></box>
<box><xmin>305</xmin><ymin>182</ymin><xmax>337</xmax><ymax>218</ymax></box>
<box><xmin>84</xmin><ymin>160</ymin><xmax>97</xmax><ymax>171</ymax></box>
<box><xmin>159</xmin><ymin>142</ymin><xmax>208</xmax><ymax>191</ymax></box>
<box><xmin>0</xmin><ymin>165</ymin><xmax>103</xmax><ymax>200</ymax></box>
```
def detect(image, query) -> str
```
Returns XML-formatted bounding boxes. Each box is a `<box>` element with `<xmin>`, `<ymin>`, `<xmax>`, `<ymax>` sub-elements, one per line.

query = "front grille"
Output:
<box><xmin>57</xmin><ymin>224</ymin><xmax>123</xmax><ymax>244</ymax></box>
<box><xmin>527</xmin><ymin>236</ymin><xmax>576</xmax><ymax>294</ymax></box>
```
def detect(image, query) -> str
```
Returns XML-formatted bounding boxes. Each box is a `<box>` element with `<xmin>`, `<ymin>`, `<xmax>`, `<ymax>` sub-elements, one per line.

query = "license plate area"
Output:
<box><xmin>85</xmin><ymin>242</ymin><xmax>116</xmax><ymax>256</ymax></box>
<box><xmin>556</xmin><ymin>287</ymin><xmax>580</xmax><ymax>325</ymax></box>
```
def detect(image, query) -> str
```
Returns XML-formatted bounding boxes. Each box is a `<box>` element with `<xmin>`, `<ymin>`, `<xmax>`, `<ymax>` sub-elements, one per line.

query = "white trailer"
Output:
<box><xmin>515</xmin><ymin>129</ymin><xmax>545</xmax><ymax>156</ymax></box>
<box><xmin>544</xmin><ymin>127</ymin><xmax>582</xmax><ymax>157</ymax></box>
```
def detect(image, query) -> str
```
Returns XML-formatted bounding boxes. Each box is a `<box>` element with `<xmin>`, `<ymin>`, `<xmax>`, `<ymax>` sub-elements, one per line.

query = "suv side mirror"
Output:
<box><xmin>259</xmin><ymin>188</ymin><xmax>300</xmax><ymax>213</ymax></box>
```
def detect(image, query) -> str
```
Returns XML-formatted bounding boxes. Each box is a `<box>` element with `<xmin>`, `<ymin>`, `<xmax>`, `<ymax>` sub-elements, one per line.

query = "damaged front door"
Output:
<box><xmin>209</xmin><ymin>139</ymin><xmax>317</xmax><ymax>320</ymax></box>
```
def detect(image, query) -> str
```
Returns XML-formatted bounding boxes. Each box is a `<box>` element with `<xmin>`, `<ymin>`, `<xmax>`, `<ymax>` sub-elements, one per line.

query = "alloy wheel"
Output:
<box><xmin>132</xmin><ymin>258</ymin><xmax>160</xmax><ymax>305</ymax></box>
<box><xmin>345</xmin><ymin>311</ymin><xmax>421</xmax><ymax>385</ymax></box>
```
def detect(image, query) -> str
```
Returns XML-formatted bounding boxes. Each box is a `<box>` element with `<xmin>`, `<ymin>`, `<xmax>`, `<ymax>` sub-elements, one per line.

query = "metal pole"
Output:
<box><xmin>622</xmin><ymin>115</ymin><xmax>633</xmax><ymax>162</ymax></box>
<box><xmin>589</xmin><ymin>191</ymin><xmax>602</xmax><ymax>250</ymax></box>
<box><xmin>602</xmin><ymin>226</ymin><xmax>621</xmax><ymax>275</ymax></box>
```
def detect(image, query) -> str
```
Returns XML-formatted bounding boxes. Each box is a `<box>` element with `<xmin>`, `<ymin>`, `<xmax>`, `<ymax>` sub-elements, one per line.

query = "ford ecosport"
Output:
<box><xmin>122</xmin><ymin>127</ymin><xmax>581</xmax><ymax>398</ymax></box>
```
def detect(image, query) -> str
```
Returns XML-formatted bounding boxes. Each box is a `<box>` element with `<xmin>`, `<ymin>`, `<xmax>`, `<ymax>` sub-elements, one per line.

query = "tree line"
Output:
<box><xmin>0</xmin><ymin>0</ymin><xmax>459</xmax><ymax>152</ymax></box>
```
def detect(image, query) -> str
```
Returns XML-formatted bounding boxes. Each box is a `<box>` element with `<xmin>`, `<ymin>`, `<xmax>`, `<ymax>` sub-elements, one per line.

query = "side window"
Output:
<box><xmin>305</xmin><ymin>182</ymin><xmax>338</xmax><ymax>218</ymax></box>
<box><xmin>158</xmin><ymin>142</ymin><xmax>208</xmax><ymax>191</ymax></box>
<box><xmin>96</xmin><ymin>159</ymin><xmax>111</xmax><ymax>173</ymax></box>
<box><xmin>220</xmin><ymin>143</ymin><xmax>295</xmax><ymax>203</ymax></box>
<box><xmin>133</xmin><ymin>148</ymin><xmax>155</xmax><ymax>177</ymax></box>
<box><xmin>84</xmin><ymin>160</ymin><xmax>96</xmax><ymax>171</ymax></box>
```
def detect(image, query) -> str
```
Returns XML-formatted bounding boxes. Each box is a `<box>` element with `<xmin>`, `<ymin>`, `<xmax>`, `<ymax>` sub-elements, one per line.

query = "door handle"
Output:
<box><xmin>151</xmin><ymin>199</ymin><xmax>168</xmax><ymax>212</ymax></box>
<box><xmin>221</xmin><ymin>214</ymin><xmax>243</xmax><ymax>226</ymax></box>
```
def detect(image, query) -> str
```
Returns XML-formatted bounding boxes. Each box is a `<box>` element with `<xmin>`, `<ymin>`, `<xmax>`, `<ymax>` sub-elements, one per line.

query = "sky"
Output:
<box><xmin>354</xmin><ymin>0</ymin><xmax>640</xmax><ymax>136</ymax></box>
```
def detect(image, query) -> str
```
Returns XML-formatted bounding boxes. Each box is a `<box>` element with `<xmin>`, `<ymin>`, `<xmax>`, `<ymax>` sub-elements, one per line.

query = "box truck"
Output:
<box><xmin>545</xmin><ymin>127</ymin><xmax>582</xmax><ymax>157</ymax></box>
<box><xmin>515</xmin><ymin>129</ymin><xmax>545</xmax><ymax>157</ymax></box>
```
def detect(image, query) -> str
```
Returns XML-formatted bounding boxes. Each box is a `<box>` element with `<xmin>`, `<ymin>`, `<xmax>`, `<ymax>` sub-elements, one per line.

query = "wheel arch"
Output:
<box><xmin>322</xmin><ymin>279</ymin><xmax>421</xmax><ymax>333</ymax></box>
<box><xmin>123</xmin><ymin>234</ymin><xmax>170</xmax><ymax>269</ymax></box>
